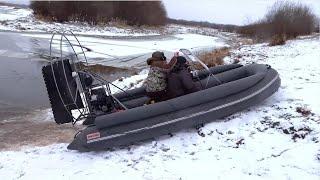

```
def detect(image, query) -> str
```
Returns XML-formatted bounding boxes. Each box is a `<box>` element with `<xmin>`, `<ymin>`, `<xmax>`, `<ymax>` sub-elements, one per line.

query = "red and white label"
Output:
<box><xmin>86</xmin><ymin>132</ymin><xmax>101</xmax><ymax>141</ymax></box>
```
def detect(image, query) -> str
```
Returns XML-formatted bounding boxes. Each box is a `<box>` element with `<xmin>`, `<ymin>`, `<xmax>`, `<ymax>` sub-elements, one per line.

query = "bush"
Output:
<box><xmin>266</xmin><ymin>1</ymin><xmax>316</xmax><ymax>38</ymax></box>
<box><xmin>237</xmin><ymin>21</ymin><xmax>271</xmax><ymax>39</ymax></box>
<box><xmin>114</xmin><ymin>1</ymin><xmax>167</xmax><ymax>26</ymax></box>
<box><xmin>269</xmin><ymin>34</ymin><xmax>287</xmax><ymax>46</ymax></box>
<box><xmin>238</xmin><ymin>1</ymin><xmax>317</xmax><ymax>42</ymax></box>
<box><xmin>30</xmin><ymin>1</ymin><xmax>167</xmax><ymax>26</ymax></box>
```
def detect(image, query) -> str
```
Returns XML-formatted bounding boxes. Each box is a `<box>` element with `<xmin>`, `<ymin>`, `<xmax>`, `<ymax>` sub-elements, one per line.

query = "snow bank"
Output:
<box><xmin>0</xmin><ymin>5</ymin><xmax>232</xmax><ymax>42</ymax></box>
<box><xmin>0</xmin><ymin>5</ymin><xmax>159</xmax><ymax>36</ymax></box>
<box><xmin>0</xmin><ymin>6</ymin><xmax>31</xmax><ymax>21</ymax></box>
<box><xmin>230</xmin><ymin>35</ymin><xmax>320</xmax><ymax>114</ymax></box>
<box><xmin>0</xmin><ymin>5</ymin><xmax>221</xmax><ymax>38</ymax></box>
<box><xmin>0</xmin><ymin>5</ymin><xmax>155</xmax><ymax>36</ymax></box>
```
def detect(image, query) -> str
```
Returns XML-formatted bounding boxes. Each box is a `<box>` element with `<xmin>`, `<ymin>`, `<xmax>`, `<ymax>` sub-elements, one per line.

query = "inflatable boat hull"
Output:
<box><xmin>68</xmin><ymin>64</ymin><xmax>281</xmax><ymax>151</ymax></box>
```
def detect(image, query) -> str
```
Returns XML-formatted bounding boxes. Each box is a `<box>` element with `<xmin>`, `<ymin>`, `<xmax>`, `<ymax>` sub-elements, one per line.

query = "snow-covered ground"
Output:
<box><xmin>1</xmin><ymin>3</ymin><xmax>319</xmax><ymax>180</ymax></box>
<box><xmin>1</xmin><ymin>34</ymin><xmax>319</xmax><ymax>179</ymax></box>
<box><xmin>0</xmin><ymin>5</ymin><xmax>31</xmax><ymax>21</ymax></box>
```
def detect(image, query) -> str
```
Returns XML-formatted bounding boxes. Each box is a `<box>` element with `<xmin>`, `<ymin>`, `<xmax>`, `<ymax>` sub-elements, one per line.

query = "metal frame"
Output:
<box><xmin>48</xmin><ymin>31</ymin><xmax>129</xmax><ymax>124</ymax></box>
<box><xmin>179</xmin><ymin>48</ymin><xmax>222</xmax><ymax>88</ymax></box>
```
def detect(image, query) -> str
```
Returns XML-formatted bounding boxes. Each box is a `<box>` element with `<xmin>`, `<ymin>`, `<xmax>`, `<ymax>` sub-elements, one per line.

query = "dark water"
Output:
<box><xmin>0</xmin><ymin>32</ymin><xmax>51</xmax><ymax>120</ymax></box>
<box><xmin>0</xmin><ymin>58</ymin><xmax>49</xmax><ymax>118</ymax></box>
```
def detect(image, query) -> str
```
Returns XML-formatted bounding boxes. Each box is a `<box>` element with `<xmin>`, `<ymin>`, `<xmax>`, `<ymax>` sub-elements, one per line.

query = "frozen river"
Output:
<box><xmin>0</xmin><ymin>31</ymin><xmax>50</xmax><ymax>119</ymax></box>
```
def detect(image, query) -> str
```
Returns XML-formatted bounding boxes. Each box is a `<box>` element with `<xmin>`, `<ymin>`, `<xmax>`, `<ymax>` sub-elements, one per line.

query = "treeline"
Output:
<box><xmin>167</xmin><ymin>18</ymin><xmax>239</xmax><ymax>32</ymax></box>
<box><xmin>30</xmin><ymin>1</ymin><xmax>167</xmax><ymax>26</ymax></box>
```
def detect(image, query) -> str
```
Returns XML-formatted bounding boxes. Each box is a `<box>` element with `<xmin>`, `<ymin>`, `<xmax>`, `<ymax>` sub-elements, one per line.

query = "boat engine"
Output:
<box><xmin>90</xmin><ymin>87</ymin><xmax>116</xmax><ymax>114</ymax></box>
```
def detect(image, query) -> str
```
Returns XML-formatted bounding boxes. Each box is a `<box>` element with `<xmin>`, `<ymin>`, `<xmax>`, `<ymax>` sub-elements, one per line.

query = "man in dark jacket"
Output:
<box><xmin>167</xmin><ymin>56</ymin><xmax>200</xmax><ymax>99</ymax></box>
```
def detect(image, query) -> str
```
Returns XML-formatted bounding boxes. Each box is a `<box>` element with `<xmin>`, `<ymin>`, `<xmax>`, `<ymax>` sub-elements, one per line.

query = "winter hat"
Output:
<box><xmin>171</xmin><ymin>56</ymin><xmax>187</xmax><ymax>72</ymax></box>
<box><xmin>152</xmin><ymin>51</ymin><xmax>166</xmax><ymax>61</ymax></box>
<box><xmin>176</xmin><ymin>56</ymin><xmax>187</xmax><ymax>64</ymax></box>
<box><xmin>147</xmin><ymin>51</ymin><xmax>166</xmax><ymax>65</ymax></box>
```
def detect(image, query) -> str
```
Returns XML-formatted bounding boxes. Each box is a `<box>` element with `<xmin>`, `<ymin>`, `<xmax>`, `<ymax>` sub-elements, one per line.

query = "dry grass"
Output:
<box><xmin>107</xmin><ymin>18</ymin><xmax>129</xmax><ymax>28</ymax></box>
<box><xmin>34</xmin><ymin>14</ymin><xmax>54</xmax><ymax>22</ymax></box>
<box><xmin>192</xmin><ymin>47</ymin><xmax>230</xmax><ymax>69</ymax></box>
<box><xmin>269</xmin><ymin>34</ymin><xmax>287</xmax><ymax>46</ymax></box>
<box><xmin>77</xmin><ymin>63</ymin><xmax>139</xmax><ymax>81</ymax></box>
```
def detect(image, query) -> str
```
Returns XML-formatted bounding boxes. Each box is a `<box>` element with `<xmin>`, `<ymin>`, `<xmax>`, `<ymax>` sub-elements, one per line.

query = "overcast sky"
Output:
<box><xmin>162</xmin><ymin>0</ymin><xmax>320</xmax><ymax>25</ymax></box>
<box><xmin>2</xmin><ymin>0</ymin><xmax>320</xmax><ymax>25</ymax></box>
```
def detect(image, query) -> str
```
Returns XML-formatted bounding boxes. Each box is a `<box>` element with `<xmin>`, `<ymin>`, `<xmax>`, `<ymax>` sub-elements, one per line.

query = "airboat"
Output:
<box><xmin>42</xmin><ymin>32</ymin><xmax>281</xmax><ymax>151</ymax></box>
